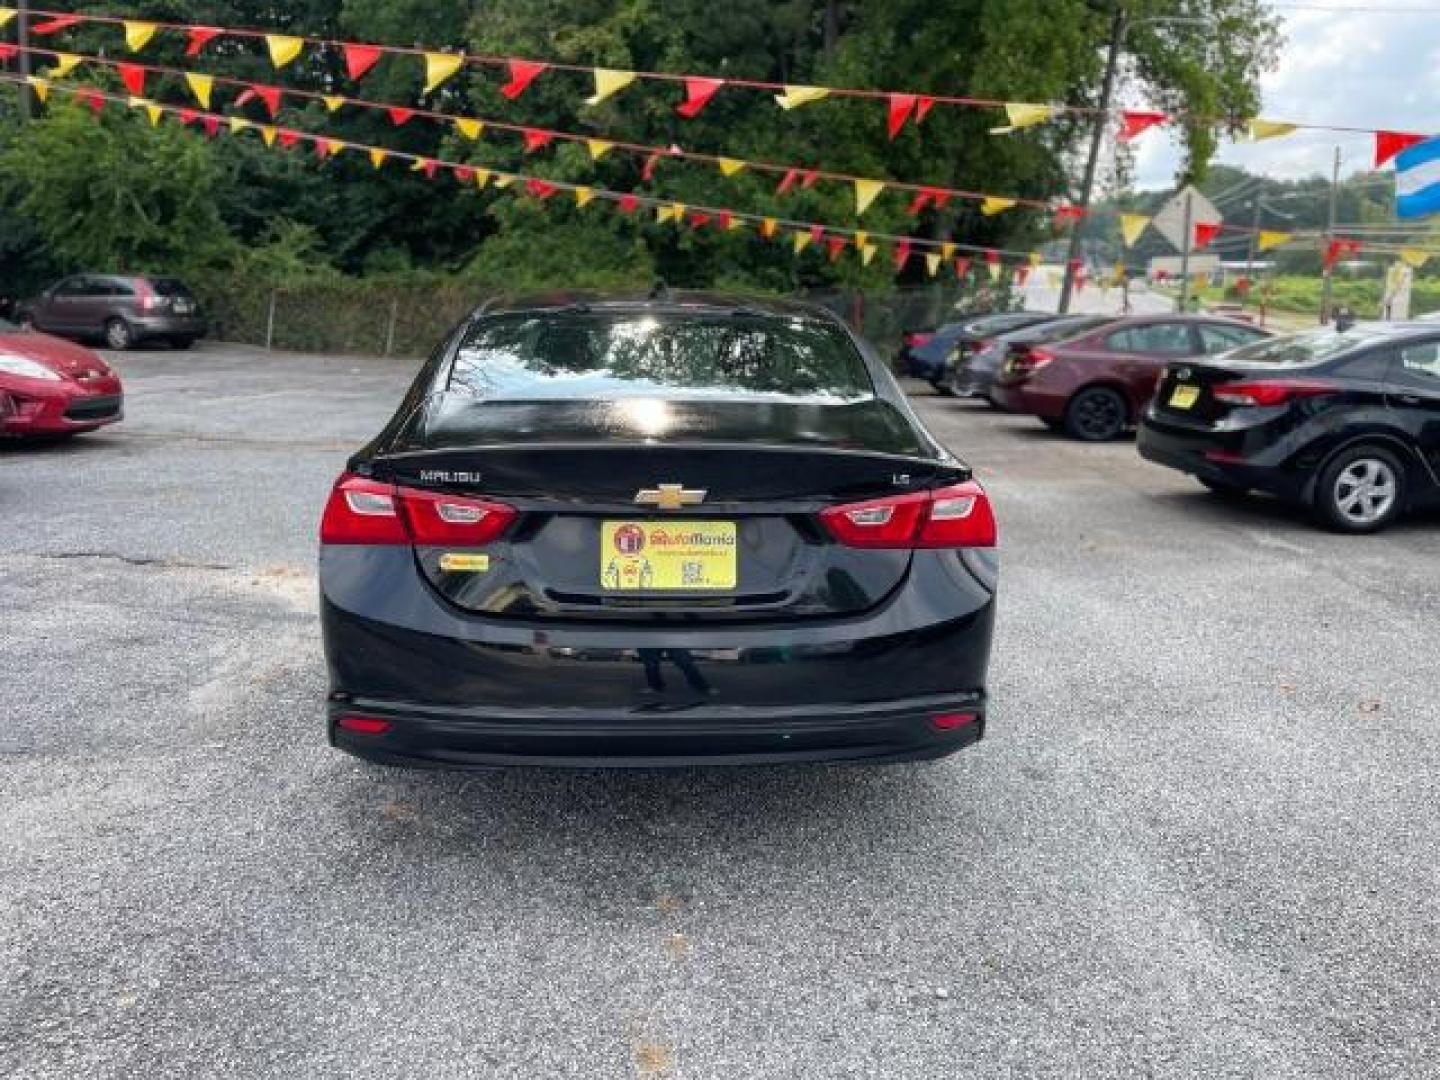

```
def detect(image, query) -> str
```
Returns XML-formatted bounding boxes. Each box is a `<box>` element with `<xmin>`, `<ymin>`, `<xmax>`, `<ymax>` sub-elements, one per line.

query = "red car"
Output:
<box><xmin>0</xmin><ymin>317</ymin><xmax>124</xmax><ymax>438</ymax></box>
<box><xmin>992</xmin><ymin>314</ymin><xmax>1271</xmax><ymax>441</ymax></box>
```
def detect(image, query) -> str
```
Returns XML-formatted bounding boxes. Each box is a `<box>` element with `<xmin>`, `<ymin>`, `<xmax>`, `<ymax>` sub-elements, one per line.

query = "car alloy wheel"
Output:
<box><xmin>1064</xmin><ymin>387</ymin><xmax>1128</xmax><ymax>441</ymax></box>
<box><xmin>1333</xmin><ymin>457</ymin><xmax>1399</xmax><ymax>527</ymax></box>
<box><xmin>105</xmin><ymin>318</ymin><xmax>134</xmax><ymax>351</ymax></box>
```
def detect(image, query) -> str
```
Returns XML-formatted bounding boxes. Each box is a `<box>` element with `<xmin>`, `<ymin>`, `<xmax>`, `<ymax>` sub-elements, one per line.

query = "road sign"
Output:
<box><xmin>1152</xmin><ymin>186</ymin><xmax>1222</xmax><ymax>253</ymax></box>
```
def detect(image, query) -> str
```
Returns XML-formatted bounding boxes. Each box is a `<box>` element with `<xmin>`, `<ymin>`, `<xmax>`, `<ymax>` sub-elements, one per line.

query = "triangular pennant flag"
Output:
<box><xmin>185</xmin><ymin>73</ymin><xmax>214</xmax><ymax>110</ymax></box>
<box><xmin>278</xmin><ymin>128</ymin><xmax>301</xmax><ymax>149</ymax></box>
<box><xmin>454</xmin><ymin>118</ymin><xmax>484</xmax><ymax>141</ymax></box>
<box><xmin>145</xmin><ymin>103</ymin><xmax>164</xmax><ymax>128</ymax></box>
<box><xmin>327</xmin><ymin>140</ymin><xmax>346</xmax><ymax>157</ymax></box>
<box><xmin>1118</xmin><ymin>109</ymin><xmax>1167</xmax><ymax>142</ymax></box>
<box><xmin>617</xmin><ymin>194</ymin><xmax>640</xmax><ymax>214</ymax></box>
<box><xmin>809</xmin><ymin>224</ymin><xmax>825</xmax><ymax>245</ymax></box>
<box><xmin>853</xmin><ymin>231</ymin><xmax>869</xmax><ymax>251</ymax></box>
<box><xmin>259</xmin><ymin>125</ymin><xmax>278</xmax><ymax>148</ymax></box>
<box><xmin>981</xmin><ymin>197</ymin><xmax>1016</xmax><ymax>217</ymax></box>
<box><xmin>641</xmin><ymin>152</ymin><xmax>662</xmax><ymax>183</ymax></box>
<box><xmin>1257</xmin><ymin>230</ymin><xmax>1291</xmax><ymax>253</ymax></box>
<box><xmin>117</xmin><ymin>63</ymin><xmax>147</xmax><ymax>97</ymax></box>
<box><xmin>0</xmin><ymin>9</ymin><xmax>15</xmax><ymax>29</ymax></box>
<box><xmin>410</xmin><ymin>158</ymin><xmax>438</xmax><ymax>179</ymax></box>
<box><xmin>760</xmin><ymin>218</ymin><xmax>778</xmax><ymax>239</ymax></box>
<box><xmin>677</xmin><ymin>76</ymin><xmax>723</xmax><ymax>118</ymax></box>
<box><xmin>954</xmin><ymin>257</ymin><xmax>972</xmax><ymax>279</ymax></box>
<box><xmin>860</xmin><ymin>243</ymin><xmax>878</xmax><ymax>266</ymax></box>
<box><xmin>522</xmin><ymin>128</ymin><xmax>553</xmax><ymax>153</ymax></box>
<box><xmin>228</xmin><ymin>117</ymin><xmax>253</xmax><ymax>136</ymax></box>
<box><xmin>314</xmin><ymin>138</ymin><xmax>333</xmax><ymax>159</ymax></box>
<box><xmin>575</xmin><ymin>186</ymin><xmax>595</xmax><ymax>208</ymax></box>
<box><xmin>202</xmin><ymin>115</ymin><xmax>221</xmax><ymax>138</ymax></box>
<box><xmin>525</xmin><ymin>179</ymin><xmax>558</xmax><ymax>200</ymax></box>
<box><xmin>718</xmin><ymin>212</ymin><xmax>738</xmax><ymax>232</ymax></box>
<box><xmin>775</xmin><ymin>85</ymin><xmax>829</xmax><ymax>110</ymax></box>
<box><xmin>940</xmin><ymin>242</ymin><xmax>955</xmax><ymax>261</ymax></box>
<box><xmin>472</xmin><ymin>168</ymin><xmax>492</xmax><ymax>189</ymax></box>
<box><xmin>988</xmin><ymin>258</ymin><xmax>1002</xmax><ymax>283</ymax></box>
<box><xmin>793</xmin><ymin>230</ymin><xmax>815</xmax><ymax>255</ymax></box>
<box><xmin>1193</xmin><ymin>221</ymin><xmax>1222</xmax><ymax>249</ymax></box>
<box><xmin>79</xmin><ymin>90</ymin><xmax>104</xmax><ymax>116</ymax></box>
<box><xmin>1400</xmin><ymin>248</ymin><xmax>1430</xmax><ymax>268</ymax></box>
<box><xmin>49</xmin><ymin>54</ymin><xmax>82</xmax><ymax>79</ymax></box>
<box><xmin>27</xmin><ymin>77</ymin><xmax>50</xmax><ymax>103</ymax></box>
<box><xmin>991</xmin><ymin>102</ymin><xmax>1056</xmax><ymax>134</ymax></box>
<box><xmin>925</xmin><ymin>252</ymin><xmax>942</xmax><ymax>277</ymax></box>
<box><xmin>916</xmin><ymin>96</ymin><xmax>936</xmax><ymax>124</ymax></box>
<box><xmin>689</xmin><ymin>211</ymin><xmax>713</xmax><ymax>230</ymax></box>
<box><xmin>493</xmin><ymin>174</ymin><xmax>515</xmax><ymax>189</ymax></box>
<box><xmin>123</xmin><ymin>21</ymin><xmax>159</xmax><ymax>52</ymax></box>
<box><xmin>500</xmin><ymin>59</ymin><xmax>547</xmax><ymax>99</ymax></box>
<box><xmin>186</xmin><ymin>27</ymin><xmax>222</xmax><ymax>57</ymax></box>
<box><xmin>388</xmin><ymin>106</ymin><xmax>415</xmax><ymax>126</ymax></box>
<box><xmin>655</xmin><ymin>203</ymin><xmax>685</xmax><ymax>224</ymax></box>
<box><xmin>887</xmin><ymin>93</ymin><xmax>917</xmax><ymax>140</ymax></box>
<box><xmin>1246</xmin><ymin>119</ymin><xmax>1297</xmax><ymax>142</ymax></box>
<box><xmin>344</xmin><ymin>44</ymin><xmax>383</xmax><ymax>81</ymax></box>
<box><xmin>30</xmin><ymin>15</ymin><xmax>82</xmax><ymax>36</ymax></box>
<box><xmin>369</xmin><ymin>148</ymin><xmax>388</xmax><ymax>169</ymax></box>
<box><xmin>424</xmin><ymin>52</ymin><xmax>464</xmax><ymax>94</ymax></box>
<box><xmin>826</xmin><ymin>236</ymin><xmax>848</xmax><ymax>262</ymax></box>
<box><xmin>586</xmin><ymin>139</ymin><xmax>614</xmax><ymax>161</ymax></box>
<box><xmin>1015</xmin><ymin>266</ymin><xmax>1032</xmax><ymax>287</ymax></box>
<box><xmin>854</xmin><ymin>179</ymin><xmax>886</xmax><ymax>215</ymax></box>
<box><xmin>266</xmin><ymin>35</ymin><xmax>304</xmax><ymax>69</ymax></box>
<box><xmin>1030</xmin><ymin>252</ymin><xmax>1044</xmax><ymax>268</ymax></box>
<box><xmin>322</xmin><ymin>95</ymin><xmax>346</xmax><ymax>113</ymax></box>
<box><xmin>0</xmin><ymin>43</ymin><xmax>14</xmax><ymax>63</ymax></box>
<box><xmin>893</xmin><ymin>240</ymin><xmax>912</xmax><ymax>270</ymax></box>
<box><xmin>251</xmin><ymin>85</ymin><xmax>282</xmax><ymax>118</ymax></box>
<box><xmin>1375</xmin><ymin>130</ymin><xmax>1426</xmax><ymax>168</ymax></box>
<box><xmin>1120</xmin><ymin>213</ymin><xmax>1150</xmax><ymax>247</ymax></box>
<box><xmin>776</xmin><ymin>168</ymin><xmax>800</xmax><ymax>196</ymax></box>
<box><xmin>586</xmin><ymin>68</ymin><xmax>636</xmax><ymax>105</ymax></box>
<box><xmin>717</xmin><ymin>157</ymin><xmax>746</xmax><ymax>177</ymax></box>
<box><xmin>907</xmin><ymin>191</ymin><xmax>935</xmax><ymax>216</ymax></box>
<box><xmin>1323</xmin><ymin>238</ymin><xmax>1362</xmax><ymax>270</ymax></box>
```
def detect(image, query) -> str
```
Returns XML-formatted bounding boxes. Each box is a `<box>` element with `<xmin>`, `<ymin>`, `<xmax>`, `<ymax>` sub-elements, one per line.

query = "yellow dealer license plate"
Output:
<box><xmin>1170</xmin><ymin>384</ymin><xmax>1200</xmax><ymax>410</ymax></box>
<box><xmin>601</xmin><ymin>521</ymin><xmax>737</xmax><ymax>591</ymax></box>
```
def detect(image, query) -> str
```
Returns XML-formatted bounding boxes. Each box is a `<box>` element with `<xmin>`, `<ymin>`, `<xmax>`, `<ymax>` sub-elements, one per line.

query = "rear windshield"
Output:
<box><xmin>148</xmin><ymin>278</ymin><xmax>194</xmax><ymax>297</ymax></box>
<box><xmin>1222</xmin><ymin>326</ymin><xmax>1390</xmax><ymax>367</ymax></box>
<box><xmin>966</xmin><ymin>313</ymin><xmax>1040</xmax><ymax>336</ymax></box>
<box><xmin>448</xmin><ymin>312</ymin><xmax>874</xmax><ymax>402</ymax></box>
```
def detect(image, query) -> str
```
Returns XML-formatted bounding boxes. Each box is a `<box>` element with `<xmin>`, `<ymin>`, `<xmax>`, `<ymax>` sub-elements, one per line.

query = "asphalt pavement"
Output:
<box><xmin>2</xmin><ymin>343</ymin><xmax>1437</xmax><ymax>1079</ymax></box>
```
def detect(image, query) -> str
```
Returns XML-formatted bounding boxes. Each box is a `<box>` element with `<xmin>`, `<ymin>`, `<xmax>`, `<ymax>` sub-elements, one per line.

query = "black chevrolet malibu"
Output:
<box><xmin>319</xmin><ymin>292</ymin><xmax>999</xmax><ymax>767</ymax></box>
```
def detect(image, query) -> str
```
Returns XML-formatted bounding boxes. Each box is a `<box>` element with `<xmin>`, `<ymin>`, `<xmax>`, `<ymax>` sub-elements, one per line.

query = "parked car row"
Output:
<box><xmin>929</xmin><ymin>310</ymin><xmax>1440</xmax><ymax>534</ymax></box>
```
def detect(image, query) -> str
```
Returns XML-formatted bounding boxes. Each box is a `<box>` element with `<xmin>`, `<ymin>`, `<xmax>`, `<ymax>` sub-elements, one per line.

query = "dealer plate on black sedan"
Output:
<box><xmin>1169</xmin><ymin>384</ymin><xmax>1200</xmax><ymax>410</ymax></box>
<box><xmin>601</xmin><ymin>521</ymin><xmax>737</xmax><ymax>591</ymax></box>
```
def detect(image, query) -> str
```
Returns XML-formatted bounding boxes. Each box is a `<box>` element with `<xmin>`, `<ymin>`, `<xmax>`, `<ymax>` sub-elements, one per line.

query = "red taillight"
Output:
<box><xmin>905</xmin><ymin>332</ymin><xmax>934</xmax><ymax>347</ymax></box>
<box><xmin>336</xmin><ymin>715</ymin><xmax>392</xmax><ymax>735</ymax></box>
<box><xmin>319</xmin><ymin>472</ymin><xmax>517</xmax><ymax>546</ymax></box>
<box><xmin>1019</xmin><ymin>347</ymin><xmax>1056</xmax><ymax>370</ymax></box>
<box><xmin>819</xmin><ymin>481</ymin><xmax>997</xmax><ymax>549</ymax></box>
<box><xmin>1212</xmin><ymin>379</ymin><xmax>1334</xmax><ymax>407</ymax></box>
<box><xmin>135</xmin><ymin>280</ymin><xmax>157</xmax><ymax>313</ymax></box>
<box><xmin>931</xmin><ymin>712</ymin><xmax>978</xmax><ymax>731</ymax></box>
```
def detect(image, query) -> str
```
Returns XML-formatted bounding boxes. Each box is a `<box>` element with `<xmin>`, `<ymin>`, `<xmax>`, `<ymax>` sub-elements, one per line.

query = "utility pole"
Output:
<box><xmin>16</xmin><ymin>0</ymin><xmax>31</xmax><ymax>121</ymax></box>
<box><xmin>1244</xmin><ymin>197</ymin><xmax>1262</xmax><ymax>309</ymax></box>
<box><xmin>1058</xmin><ymin>3</ymin><xmax>1126</xmax><ymax>315</ymax></box>
<box><xmin>1319</xmin><ymin>146</ymin><xmax>1341</xmax><ymax>324</ymax></box>
<box><xmin>1177</xmin><ymin>190</ymin><xmax>1194</xmax><ymax>313</ymax></box>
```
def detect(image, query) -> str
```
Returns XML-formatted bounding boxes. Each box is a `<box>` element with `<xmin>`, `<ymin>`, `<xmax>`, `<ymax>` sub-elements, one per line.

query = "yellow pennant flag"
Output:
<box><xmin>854</xmin><ymin>231</ymin><xmax>869</xmax><ymax>250</ymax></box>
<box><xmin>586</xmin><ymin>68</ymin><xmax>636</xmax><ymax>105</ymax></box>
<box><xmin>124</xmin><ymin>20</ymin><xmax>159</xmax><ymax>52</ymax></box>
<box><xmin>1030</xmin><ymin>252</ymin><xmax>1044</xmax><ymax>268</ymax></box>
<box><xmin>717</xmin><ymin>157</ymin><xmax>746</xmax><ymax>177</ymax></box>
<box><xmin>424</xmin><ymin>52</ymin><xmax>464</xmax><ymax>94</ymax></box>
<box><xmin>981</xmin><ymin>197</ymin><xmax>1016</xmax><ymax>216</ymax></box>
<box><xmin>925</xmin><ymin>252</ymin><xmax>942</xmax><ymax>277</ymax></box>
<box><xmin>774</xmin><ymin>85</ymin><xmax>830</xmax><ymax>110</ymax></box>
<box><xmin>988</xmin><ymin>260</ymin><xmax>1002</xmax><ymax>283</ymax></box>
<box><xmin>991</xmin><ymin>103</ymin><xmax>1056</xmax><ymax>134</ymax></box>
<box><xmin>185</xmin><ymin>73</ymin><xmax>214</xmax><ymax>109</ymax></box>
<box><xmin>760</xmin><ymin>217</ymin><xmax>778</xmax><ymax>239</ymax></box>
<box><xmin>941</xmin><ymin>243</ymin><xmax>956</xmax><ymax>261</ymax></box>
<box><xmin>265</xmin><ymin>35</ymin><xmax>304</xmax><ymax>70</ymax></box>
<box><xmin>586</xmin><ymin>139</ymin><xmax>615</xmax><ymax>161</ymax></box>
<box><xmin>27</xmin><ymin>77</ymin><xmax>50</xmax><ymax>103</ymax></box>
<box><xmin>473</xmin><ymin>168</ymin><xmax>492</xmax><ymax>189</ymax></box>
<box><xmin>792</xmin><ymin>230</ymin><xmax>814</xmax><ymax>255</ymax></box>
<box><xmin>860</xmin><ymin>242</ymin><xmax>878</xmax><ymax>266</ymax></box>
<box><xmin>454</xmin><ymin>117</ymin><xmax>484</xmax><ymax>141</ymax></box>
<box><xmin>259</xmin><ymin>125</ymin><xmax>278</xmax><ymax>148</ymax></box>
<box><xmin>369</xmin><ymin>148</ymin><xmax>388</xmax><ymax>169</ymax></box>
<box><xmin>1120</xmin><ymin>213</ymin><xmax>1150</xmax><ymax>247</ymax></box>
<box><xmin>145</xmin><ymin>103</ymin><xmax>163</xmax><ymax>127</ymax></box>
<box><xmin>229</xmin><ymin>117</ymin><xmax>253</xmax><ymax>136</ymax></box>
<box><xmin>1246</xmin><ymin>119</ymin><xmax>1297</xmax><ymax>142</ymax></box>
<box><xmin>126</xmin><ymin>95</ymin><xmax>147</xmax><ymax>111</ymax></box>
<box><xmin>854</xmin><ymin>179</ymin><xmax>886</xmax><ymax>215</ymax></box>
<box><xmin>657</xmin><ymin>202</ymin><xmax>686</xmax><ymax>224</ymax></box>
<box><xmin>0</xmin><ymin>8</ymin><xmax>15</xmax><ymax>29</ymax></box>
<box><xmin>326</xmin><ymin>140</ymin><xmax>346</xmax><ymax>157</ymax></box>
<box><xmin>574</xmin><ymin>186</ymin><xmax>595</xmax><ymax>208</ymax></box>
<box><xmin>322</xmin><ymin>95</ymin><xmax>346</xmax><ymax>113</ymax></box>
<box><xmin>1400</xmin><ymin>248</ymin><xmax>1430</xmax><ymax>269</ymax></box>
<box><xmin>1257</xmin><ymin>230</ymin><xmax>1292</xmax><ymax>253</ymax></box>
<box><xmin>49</xmin><ymin>53</ymin><xmax>82</xmax><ymax>79</ymax></box>
<box><xmin>494</xmin><ymin>174</ymin><xmax>515</xmax><ymax>189</ymax></box>
<box><xmin>726</xmin><ymin>215</ymin><xmax>745</xmax><ymax>231</ymax></box>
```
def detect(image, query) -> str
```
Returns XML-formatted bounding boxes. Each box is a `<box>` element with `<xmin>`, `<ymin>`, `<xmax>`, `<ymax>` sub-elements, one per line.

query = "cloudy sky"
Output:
<box><xmin>1133</xmin><ymin>1</ymin><xmax>1435</xmax><ymax>190</ymax></box>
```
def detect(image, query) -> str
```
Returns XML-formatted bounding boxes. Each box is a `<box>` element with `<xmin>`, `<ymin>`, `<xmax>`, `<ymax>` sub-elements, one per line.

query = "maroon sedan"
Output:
<box><xmin>992</xmin><ymin>314</ymin><xmax>1271</xmax><ymax>440</ymax></box>
<box><xmin>0</xmin><ymin>317</ymin><xmax>124</xmax><ymax>439</ymax></box>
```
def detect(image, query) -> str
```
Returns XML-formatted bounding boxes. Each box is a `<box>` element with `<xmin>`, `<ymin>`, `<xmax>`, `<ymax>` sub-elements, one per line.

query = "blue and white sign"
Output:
<box><xmin>1395</xmin><ymin>137</ymin><xmax>1440</xmax><ymax>219</ymax></box>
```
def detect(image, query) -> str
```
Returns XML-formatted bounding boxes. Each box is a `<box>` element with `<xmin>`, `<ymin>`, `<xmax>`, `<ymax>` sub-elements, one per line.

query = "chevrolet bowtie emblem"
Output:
<box><xmin>635</xmin><ymin>484</ymin><xmax>707</xmax><ymax>510</ymax></box>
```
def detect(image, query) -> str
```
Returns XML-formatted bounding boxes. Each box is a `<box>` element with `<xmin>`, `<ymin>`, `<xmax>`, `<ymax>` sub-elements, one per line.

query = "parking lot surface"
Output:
<box><xmin>2</xmin><ymin>343</ymin><xmax>1436</xmax><ymax>1079</ymax></box>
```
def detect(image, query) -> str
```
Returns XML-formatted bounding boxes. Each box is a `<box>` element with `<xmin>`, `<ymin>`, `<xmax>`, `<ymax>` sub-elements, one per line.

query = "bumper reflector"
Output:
<box><xmin>337</xmin><ymin>715</ymin><xmax>393</xmax><ymax>736</ymax></box>
<box><xmin>930</xmin><ymin>712</ymin><xmax>978</xmax><ymax>731</ymax></box>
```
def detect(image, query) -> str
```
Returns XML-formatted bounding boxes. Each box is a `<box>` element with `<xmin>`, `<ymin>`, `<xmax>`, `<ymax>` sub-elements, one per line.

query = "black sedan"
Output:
<box><xmin>320</xmin><ymin>292</ymin><xmax>999</xmax><ymax>767</ymax></box>
<box><xmin>1138</xmin><ymin>323</ymin><xmax>1440</xmax><ymax>533</ymax></box>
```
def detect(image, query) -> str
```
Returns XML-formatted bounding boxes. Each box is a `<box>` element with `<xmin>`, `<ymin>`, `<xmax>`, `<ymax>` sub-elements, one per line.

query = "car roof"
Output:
<box><xmin>473</xmin><ymin>290</ymin><xmax>840</xmax><ymax>323</ymax></box>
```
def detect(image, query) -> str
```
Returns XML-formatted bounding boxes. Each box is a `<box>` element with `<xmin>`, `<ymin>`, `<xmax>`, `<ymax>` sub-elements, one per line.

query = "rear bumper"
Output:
<box><xmin>330</xmin><ymin>693</ymin><xmax>986</xmax><ymax>767</ymax></box>
<box><xmin>1137</xmin><ymin>416</ymin><xmax>1308</xmax><ymax>501</ymax></box>
<box><xmin>131</xmin><ymin>315</ymin><xmax>207</xmax><ymax>340</ymax></box>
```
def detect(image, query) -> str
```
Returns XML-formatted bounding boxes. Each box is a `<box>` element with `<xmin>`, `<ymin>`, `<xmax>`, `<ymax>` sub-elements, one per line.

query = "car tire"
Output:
<box><xmin>1199</xmin><ymin>477</ymin><xmax>1250</xmax><ymax>498</ymax></box>
<box><xmin>1314</xmin><ymin>445</ymin><xmax>1407</xmax><ymax>534</ymax></box>
<box><xmin>105</xmin><ymin>318</ymin><xmax>136</xmax><ymax>351</ymax></box>
<box><xmin>171</xmin><ymin>336</ymin><xmax>196</xmax><ymax>350</ymax></box>
<box><xmin>1063</xmin><ymin>386</ymin><xmax>1129</xmax><ymax>442</ymax></box>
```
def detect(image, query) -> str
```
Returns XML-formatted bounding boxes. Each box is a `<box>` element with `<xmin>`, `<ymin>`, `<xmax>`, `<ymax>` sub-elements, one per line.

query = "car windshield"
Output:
<box><xmin>448</xmin><ymin>311</ymin><xmax>875</xmax><ymax>402</ymax></box>
<box><xmin>1222</xmin><ymin>326</ymin><xmax>1392</xmax><ymax>367</ymax></box>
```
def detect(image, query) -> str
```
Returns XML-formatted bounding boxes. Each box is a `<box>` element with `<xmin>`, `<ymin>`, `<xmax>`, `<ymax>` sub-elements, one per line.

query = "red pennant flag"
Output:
<box><xmin>202</xmin><ymin>115</ymin><xmax>221</xmax><ymax>138</ymax></box>
<box><xmin>915</xmin><ymin>96</ymin><xmax>937</xmax><ymax>124</ymax></box>
<box><xmin>954</xmin><ymin>257</ymin><xmax>972</xmax><ymax>279</ymax></box>
<box><xmin>525</xmin><ymin>179</ymin><xmax>558</xmax><ymax>200</ymax></box>
<box><xmin>801</xmin><ymin>169</ymin><xmax>819</xmax><ymax>190</ymax></box>
<box><xmin>1324</xmin><ymin>238</ymin><xmax>1361</xmax><ymax>269</ymax></box>
<box><xmin>418</xmin><ymin>160</ymin><xmax>438</xmax><ymax>179</ymax></box>
<box><xmin>250</xmin><ymin>85</ymin><xmax>283</xmax><ymax>118</ymax></box>
<box><xmin>1052</xmin><ymin>204</ymin><xmax>1085</xmax><ymax>227</ymax></box>
<box><xmin>31</xmin><ymin>15</ymin><xmax>83</xmax><ymax>36</ymax></box>
<box><xmin>618</xmin><ymin>194</ymin><xmax>640</xmax><ymax>214</ymax></box>
<box><xmin>79</xmin><ymin>90</ymin><xmax>105</xmax><ymax>116</ymax></box>
<box><xmin>178</xmin><ymin>108</ymin><xmax>199</xmax><ymax>126</ymax></box>
<box><xmin>454</xmin><ymin>166</ymin><xmax>474</xmax><ymax>183</ymax></box>
<box><xmin>717</xmin><ymin>211</ymin><xmax>733</xmax><ymax>231</ymax></box>
<box><xmin>689</xmin><ymin>211</ymin><xmax>712</xmax><ymax>229</ymax></box>
<box><xmin>893</xmin><ymin>240</ymin><xmax>913</xmax><ymax>270</ymax></box>
<box><xmin>1015</xmin><ymin>266</ymin><xmax>1032</xmax><ymax>286</ymax></box>
<box><xmin>522</xmin><ymin>128</ymin><xmax>553</xmax><ymax>153</ymax></box>
<box><xmin>826</xmin><ymin>236</ymin><xmax>848</xmax><ymax>262</ymax></box>
<box><xmin>1375</xmin><ymin>130</ymin><xmax>1426</xmax><ymax>168</ymax></box>
<box><xmin>313</xmin><ymin>138</ymin><xmax>331</xmax><ymax>159</ymax></box>
<box><xmin>775</xmin><ymin>168</ymin><xmax>799</xmax><ymax>196</ymax></box>
<box><xmin>500</xmin><ymin>59</ymin><xmax>547</xmax><ymax>100</ymax></box>
<box><xmin>344</xmin><ymin>44</ymin><xmax>383</xmax><ymax>81</ymax></box>
<box><xmin>388</xmin><ymin>106</ymin><xmax>415</xmax><ymax>126</ymax></box>
<box><xmin>0</xmin><ymin>44</ymin><xmax>17</xmax><ymax>63</ymax></box>
<box><xmin>887</xmin><ymin>93</ymin><xmax>917</xmax><ymax>140</ymax></box>
<box><xmin>907</xmin><ymin>190</ymin><xmax>935</xmax><ymax>216</ymax></box>
<box><xmin>641</xmin><ymin>152</ymin><xmax>661</xmax><ymax>182</ymax></box>
<box><xmin>1193</xmin><ymin>221</ymin><xmax>1221</xmax><ymax>250</ymax></box>
<box><xmin>117</xmin><ymin>63</ymin><xmax>147</xmax><ymax>97</ymax></box>
<box><xmin>278</xmin><ymin>129</ymin><xmax>301</xmax><ymax>149</ymax></box>
<box><xmin>186</xmin><ymin>28</ymin><xmax>223</xmax><ymax>57</ymax></box>
<box><xmin>1118</xmin><ymin>110</ymin><xmax>1167</xmax><ymax>143</ymax></box>
<box><xmin>809</xmin><ymin>223</ymin><xmax>825</xmax><ymax>245</ymax></box>
<box><xmin>988</xmin><ymin>251</ymin><xmax>1002</xmax><ymax>269</ymax></box>
<box><xmin>676</xmin><ymin>77</ymin><xmax>723</xmax><ymax>119</ymax></box>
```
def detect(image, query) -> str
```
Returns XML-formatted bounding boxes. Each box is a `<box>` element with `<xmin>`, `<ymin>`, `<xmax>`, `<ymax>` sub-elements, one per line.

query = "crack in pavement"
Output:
<box><xmin>11</xmin><ymin>552</ymin><xmax>237</xmax><ymax>572</ymax></box>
